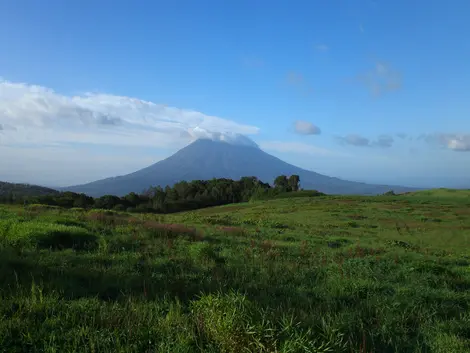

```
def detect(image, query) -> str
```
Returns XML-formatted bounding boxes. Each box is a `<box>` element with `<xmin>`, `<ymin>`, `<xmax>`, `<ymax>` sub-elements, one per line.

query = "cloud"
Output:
<box><xmin>293</xmin><ymin>120</ymin><xmax>321</xmax><ymax>135</ymax></box>
<box><xmin>422</xmin><ymin>133</ymin><xmax>470</xmax><ymax>152</ymax></box>
<box><xmin>315</xmin><ymin>44</ymin><xmax>329</xmax><ymax>52</ymax></box>
<box><xmin>371</xmin><ymin>134</ymin><xmax>394</xmax><ymax>148</ymax></box>
<box><xmin>259</xmin><ymin>141</ymin><xmax>343</xmax><ymax>157</ymax></box>
<box><xmin>0</xmin><ymin>123</ymin><xmax>15</xmax><ymax>131</ymax></box>
<box><xmin>286</xmin><ymin>72</ymin><xmax>313</xmax><ymax>96</ymax></box>
<box><xmin>396</xmin><ymin>133</ymin><xmax>407</xmax><ymax>139</ymax></box>
<box><xmin>0</xmin><ymin>79</ymin><xmax>259</xmax><ymax>148</ymax></box>
<box><xmin>337</xmin><ymin>134</ymin><xmax>394</xmax><ymax>148</ymax></box>
<box><xmin>356</xmin><ymin>62</ymin><xmax>402</xmax><ymax>97</ymax></box>
<box><xmin>396</xmin><ymin>132</ymin><xmax>413</xmax><ymax>141</ymax></box>
<box><xmin>337</xmin><ymin>134</ymin><xmax>370</xmax><ymax>147</ymax></box>
<box><xmin>188</xmin><ymin>127</ymin><xmax>259</xmax><ymax>148</ymax></box>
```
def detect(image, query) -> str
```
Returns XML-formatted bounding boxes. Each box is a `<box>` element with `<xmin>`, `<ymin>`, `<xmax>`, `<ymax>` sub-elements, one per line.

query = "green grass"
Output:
<box><xmin>1</xmin><ymin>192</ymin><xmax>470</xmax><ymax>352</ymax></box>
<box><xmin>403</xmin><ymin>188</ymin><xmax>470</xmax><ymax>199</ymax></box>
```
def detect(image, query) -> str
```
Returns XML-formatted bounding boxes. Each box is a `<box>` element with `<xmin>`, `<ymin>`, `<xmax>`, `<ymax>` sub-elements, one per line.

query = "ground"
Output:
<box><xmin>0</xmin><ymin>191</ymin><xmax>469</xmax><ymax>352</ymax></box>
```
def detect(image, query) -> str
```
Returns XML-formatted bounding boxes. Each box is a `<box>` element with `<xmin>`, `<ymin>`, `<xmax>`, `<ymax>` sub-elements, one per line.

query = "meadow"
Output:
<box><xmin>1</xmin><ymin>190</ymin><xmax>470</xmax><ymax>352</ymax></box>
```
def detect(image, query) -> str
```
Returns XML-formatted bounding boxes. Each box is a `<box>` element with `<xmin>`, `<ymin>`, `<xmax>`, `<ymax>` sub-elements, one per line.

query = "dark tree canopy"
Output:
<box><xmin>0</xmin><ymin>175</ymin><xmax>309</xmax><ymax>214</ymax></box>
<box><xmin>274</xmin><ymin>175</ymin><xmax>289</xmax><ymax>191</ymax></box>
<box><xmin>288</xmin><ymin>175</ymin><xmax>300</xmax><ymax>192</ymax></box>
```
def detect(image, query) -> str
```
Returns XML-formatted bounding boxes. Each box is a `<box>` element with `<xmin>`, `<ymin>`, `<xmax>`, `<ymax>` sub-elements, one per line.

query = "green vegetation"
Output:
<box><xmin>0</xmin><ymin>181</ymin><xmax>58</xmax><ymax>203</ymax></box>
<box><xmin>403</xmin><ymin>188</ymin><xmax>470</xmax><ymax>199</ymax></box>
<box><xmin>1</xmin><ymin>175</ymin><xmax>317</xmax><ymax>214</ymax></box>
<box><xmin>1</xmin><ymin>191</ymin><xmax>470</xmax><ymax>352</ymax></box>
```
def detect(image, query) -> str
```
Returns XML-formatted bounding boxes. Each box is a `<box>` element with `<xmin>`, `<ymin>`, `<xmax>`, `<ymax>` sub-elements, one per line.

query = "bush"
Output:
<box><xmin>5</xmin><ymin>221</ymin><xmax>98</xmax><ymax>250</ymax></box>
<box><xmin>113</xmin><ymin>204</ymin><xmax>126</xmax><ymax>212</ymax></box>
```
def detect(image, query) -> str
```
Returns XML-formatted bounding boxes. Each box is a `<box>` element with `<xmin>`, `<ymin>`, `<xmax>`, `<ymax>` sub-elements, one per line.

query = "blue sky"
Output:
<box><xmin>0</xmin><ymin>0</ymin><xmax>469</xmax><ymax>188</ymax></box>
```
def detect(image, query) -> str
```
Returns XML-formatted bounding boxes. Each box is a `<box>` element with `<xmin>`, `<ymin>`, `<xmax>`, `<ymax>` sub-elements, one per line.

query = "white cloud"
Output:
<box><xmin>336</xmin><ymin>134</ymin><xmax>395</xmax><ymax>148</ymax></box>
<box><xmin>0</xmin><ymin>79</ymin><xmax>262</xmax><ymax>185</ymax></box>
<box><xmin>423</xmin><ymin>133</ymin><xmax>470</xmax><ymax>152</ymax></box>
<box><xmin>448</xmin><ymin>138</ymin><xmax>470</xmax><ymax>151</ymax></box>
<box><xmin>396</xmin><ymin>133</ymin><xmax>408</xmax><ymax>139</ymax></box>
<box><xmin>259</xmin><ymin>141</ymin><xmax>344</xmax><ymax>157</ymax></box>
<box><xmin>0</xmin><ymin>79</ymin><xmax>260</xmax><ymax>148</ymax></box>
<box><xmin>337</xmin><ymin>134</ymin><xmax>370</xmax><ymax>147</ymax></box>
<box><xmin>371</xmin><ymin>134</ymin><xmax>394</xmax><ymax>148</ymax></box>
<box><xmin>356</xmin><ymin>62</ymin><xmax>402</xmax><ymax>97</ymax></box>
<box><xmin>294</xmin><ymin>120</ymin><xmax>321</xmax><ymax>135</ymax></box>
<box><xmin>188</xmin><ymin>127</ymin><xmax>259</xmax><ymax>147</ymax></box>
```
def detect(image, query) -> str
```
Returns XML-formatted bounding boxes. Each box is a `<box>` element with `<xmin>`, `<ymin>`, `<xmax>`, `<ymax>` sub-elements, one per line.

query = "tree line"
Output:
<box><xmin>0</xmin><ymin>175</ymin><xmax>309</xmax><ymax>214</ymax></box>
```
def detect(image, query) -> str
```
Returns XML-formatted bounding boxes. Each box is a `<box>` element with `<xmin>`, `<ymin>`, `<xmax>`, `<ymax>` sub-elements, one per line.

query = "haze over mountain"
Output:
<box><xmin>63</xmin><ymin>138</ymin><xmax>417</xmax><ymax>197</ymax></box>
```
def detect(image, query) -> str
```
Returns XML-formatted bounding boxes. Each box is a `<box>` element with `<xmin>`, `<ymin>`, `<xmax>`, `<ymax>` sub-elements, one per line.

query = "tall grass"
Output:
<box><xmin>0</xmin><ymin>194</ymin><xmax>469</xmax><ymax>352</ymax></box>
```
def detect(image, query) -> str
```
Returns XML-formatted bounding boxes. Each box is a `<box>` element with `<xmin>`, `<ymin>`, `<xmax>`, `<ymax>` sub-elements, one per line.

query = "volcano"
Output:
<box><xmin>63</xmin><ymin>139</ymin><xmax>417</xmax><ymax>197</ymax></box>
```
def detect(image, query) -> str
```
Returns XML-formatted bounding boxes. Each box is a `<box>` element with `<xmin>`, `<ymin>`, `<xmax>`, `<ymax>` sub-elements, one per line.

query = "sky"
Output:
<box><xmin>1</xmin><ymin>0</ymin><xmax>469</xmax><ymax>188</ymax></box>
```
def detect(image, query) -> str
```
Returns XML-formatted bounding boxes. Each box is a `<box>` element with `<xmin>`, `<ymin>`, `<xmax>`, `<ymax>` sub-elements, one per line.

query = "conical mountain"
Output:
<box><xmin>63</xmin><ymin>139</ymin><xmax>416</xmax><ymax>197</ymax></box>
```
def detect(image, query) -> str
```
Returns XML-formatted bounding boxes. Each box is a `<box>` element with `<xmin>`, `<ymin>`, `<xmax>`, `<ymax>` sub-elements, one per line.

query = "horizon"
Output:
<box><xmin>25</xmin><ymin>138</ymin><xmax>442</xmax><ymax>190</ymax></box>
<box><xmin>1</xmin><ymin>1</ymin><xmax>469</xmax><ymax>189</ymax></box>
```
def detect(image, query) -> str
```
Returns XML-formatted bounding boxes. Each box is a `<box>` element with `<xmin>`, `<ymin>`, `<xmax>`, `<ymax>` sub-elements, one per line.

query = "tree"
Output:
<box><xmin>288</xmin><ymin>175</ymin><xmax>300</xmax><ymax>192</ymax></box>
<box><xmin>165</xmin><ymin>186</ymin><xmax>179</xmax><ymax>202</ymax></box>
<box><xmin>94</xmin><ymin>195</ymin><xmax>121</xmax><ymax>209</ymax></box>
<box><xmin>73</xmin><ymin>194</ymin><xmax>94</xmax><ymax>208</ymax></box>
<box><xmin>124</xmin><ymin>192</ymin><xmax>141</xmax><ymax>206</ymax></box>
<box><xmin>274</xmin><ymin>175</ymin><xmax>289</xmax><ymax>191</ymax></box>
<box><xmin>7</xmin><ymin>192</ymin><xmax>14</xmax><ymax>204</ymax></box>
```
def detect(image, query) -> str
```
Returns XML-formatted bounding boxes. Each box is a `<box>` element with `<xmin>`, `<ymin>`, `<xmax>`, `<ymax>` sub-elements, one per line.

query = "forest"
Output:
<box><xmin>0</xmin><ymin>175</ymin><xmax>322</xmax><ymax>213</ymax></box>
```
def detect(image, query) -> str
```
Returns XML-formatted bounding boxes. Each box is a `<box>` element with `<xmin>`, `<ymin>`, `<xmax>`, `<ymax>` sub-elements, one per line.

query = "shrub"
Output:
<box><xmin>5</xmin><ymin>221</ymin><xmax>98</xmax><ymax>250</ymax></box>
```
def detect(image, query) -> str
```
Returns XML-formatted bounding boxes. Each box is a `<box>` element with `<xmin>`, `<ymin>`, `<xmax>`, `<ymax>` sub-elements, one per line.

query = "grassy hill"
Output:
<box><xmin>0</xmin><ymin>181</ymin><xmax>59</xmax><ymax>197</ymax></box>
<box><xmin>402</xmin><ymin>188</ymin><xmax>470</xmax><ymax>199</ymax></box>
<box><xmin>1</xmin><ymin>192</ymin><xmax>469</xmax><ymax>352</ymax></box>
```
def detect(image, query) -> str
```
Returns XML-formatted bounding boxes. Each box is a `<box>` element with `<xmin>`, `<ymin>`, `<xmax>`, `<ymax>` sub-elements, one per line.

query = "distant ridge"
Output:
<box><xmin>63</xmin><ymin>138</ymin><xmax>420</xmax><ymax>197</ymax></box>
<box><xmin>0</xmin><ymin>181</ymin><xmax>59</xmax><ymax>197</ymax></box>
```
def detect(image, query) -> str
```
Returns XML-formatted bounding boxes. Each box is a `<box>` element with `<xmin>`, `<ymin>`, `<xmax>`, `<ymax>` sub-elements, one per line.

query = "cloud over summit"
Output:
<box><xmin>0</xmin><ymin>80</ymin><xmax>259</xmax><ymax>148</ymax></box>
<box><xmin>187</xmin><ymin>127</ymin><xmax>259</xmax><ymax>148</ymax></box>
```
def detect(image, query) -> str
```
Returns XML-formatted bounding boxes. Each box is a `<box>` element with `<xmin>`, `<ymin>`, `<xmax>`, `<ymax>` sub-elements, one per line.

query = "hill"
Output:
<box><xmin>0</xmin><ymin>181</ymin><xmax>59</xmax><ymax>197</ymax></box>
<box><xmin>402</xmin><ymin>188</ymin><xmax>470</xmax><ymax>199</ymax></box>
<box><xmin>0</xmin><ymin>193</ymin><xmax>469</xmax><ymax>351</ymax></box>
<box><xmin>63</xmin><ymin>138</ymin><xmax>418</xmax><ymax>197</ymax></box>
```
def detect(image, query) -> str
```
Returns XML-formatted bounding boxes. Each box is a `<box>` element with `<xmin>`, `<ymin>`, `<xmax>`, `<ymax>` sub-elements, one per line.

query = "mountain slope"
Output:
<box><xmin>64</xmin><ymin>139</ymin><xmax>419</xmax><ymax>197</ymax></box>
<box><xmin>0</xmin><ymin>181</ymin><xmax>59</xmax><ymax>197</ymax></box>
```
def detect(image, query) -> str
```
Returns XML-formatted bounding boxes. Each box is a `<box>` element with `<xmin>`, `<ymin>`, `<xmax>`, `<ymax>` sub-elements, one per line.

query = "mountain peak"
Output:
<box><xmin>191</xmin><ymin>137</ymin><xmax>259</xmax><ymax>149</ymax></box>
<box><xmin>188</xmin><ymin>128</ymin><xmax>259</xmax><ymax>148</ymax></box>
<box><xmin>63</xmin><ymin>136</ymin><xmax>417</xmax><ymax>197</ymax></box>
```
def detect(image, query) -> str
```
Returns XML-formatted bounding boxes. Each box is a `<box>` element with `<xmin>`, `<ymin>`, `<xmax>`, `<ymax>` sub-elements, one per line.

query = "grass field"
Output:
<box><xmin>1</xmin><ymin>192</ymin><xmax>470</xmax><ymax>352</ymax></box>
